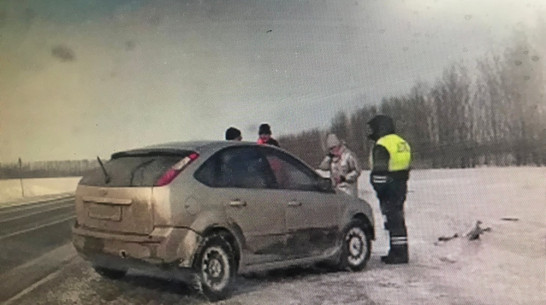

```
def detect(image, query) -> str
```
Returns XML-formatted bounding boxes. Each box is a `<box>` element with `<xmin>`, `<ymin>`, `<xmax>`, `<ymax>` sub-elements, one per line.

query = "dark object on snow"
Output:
<box><xmin>438</xmin><ymin>233</ymin><xmax>459</xmax><ymax>242</ymax></box>
<box><xmin>434</xmin><ymin>233</ymin><xmax>459</xmax><ymax>246</ymax></box>
<box><xmin>466</xmin><ymin>220</ymin><xmax>491</xmax><ymax>240</ymax></box>
<box><xmin>500</xmin><ymin>217</ymin><xmax>519</xmax><ymax>222</ymax></box>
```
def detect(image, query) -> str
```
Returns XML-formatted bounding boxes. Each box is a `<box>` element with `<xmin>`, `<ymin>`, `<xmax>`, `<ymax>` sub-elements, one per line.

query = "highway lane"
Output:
<box><xmin>0</xmin><ymin>198</ymin><xmax>74</xmax><ymax>238</ymax></box>
<box><xmin>0</xmin><ymin>197</ymin><xmax>77</xmax><ymax>302</ymax></box>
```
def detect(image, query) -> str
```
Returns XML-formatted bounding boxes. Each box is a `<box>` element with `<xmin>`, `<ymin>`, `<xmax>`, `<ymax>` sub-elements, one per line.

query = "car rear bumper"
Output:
<box><xmin>72</xmin><ymin>224</ymin><xmax>202</xmax><ymax>268</ymax></box>
<box><xmin>80</xmin><ymin>252</ymin><xmax>196</xmax><ymax>282</ymax></box>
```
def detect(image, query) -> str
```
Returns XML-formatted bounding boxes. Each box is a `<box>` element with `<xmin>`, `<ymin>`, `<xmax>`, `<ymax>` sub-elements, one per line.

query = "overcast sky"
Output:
<box><xmin>0</xmin><ymin>0</ymin><xmax>544</xmax><ymax>162</ymax></box>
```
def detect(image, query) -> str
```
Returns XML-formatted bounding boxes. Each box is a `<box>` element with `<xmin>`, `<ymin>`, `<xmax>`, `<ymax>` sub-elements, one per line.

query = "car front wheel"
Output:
<box><xmin>338</xmin><ymin>219</ymin><xmax>371</xmax><ymax>271</ymax></box>
<box><xmin>193</xmin><ymin>233</ymin><xmax>236</xmax><ymax>301</ymax></box>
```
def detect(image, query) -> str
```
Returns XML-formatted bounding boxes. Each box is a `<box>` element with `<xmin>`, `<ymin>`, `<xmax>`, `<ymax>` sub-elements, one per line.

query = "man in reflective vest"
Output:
<box><xmin>367</xmin><ymin>115</ymin><xmax>411</xmax><ymax>264</ymax></box>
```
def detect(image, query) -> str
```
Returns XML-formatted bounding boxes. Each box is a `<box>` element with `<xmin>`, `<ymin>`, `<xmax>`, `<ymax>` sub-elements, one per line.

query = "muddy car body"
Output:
<box><xmin>72</xmin><ymin>141</ymin><xmax>375</xmax><ymax>300</ymax></box>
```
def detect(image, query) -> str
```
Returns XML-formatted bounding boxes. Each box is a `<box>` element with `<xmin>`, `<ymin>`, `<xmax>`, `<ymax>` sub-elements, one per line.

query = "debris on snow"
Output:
<box><xmin>438</xmin><ymin>256</ymin><xmax>457</xmax><ymax>263</ymax></box>
<box><xmin>438</xmin><ymin>233</ymin><xmax>459</xmax><ymax>242</ymax></box>
<box><xmin>434</xmin><ymin>233</ymin><xmax>459</xmax><ymax>245</ymax></box>
<box><xmin>500</xmin><ymin>217</ymin><xmax>519</xmax><ymax>221</ymax></box>
<box><xmin>465</xmin><ymin>220</ymin><xmax>491</xmax><ymax>240</ymax></box>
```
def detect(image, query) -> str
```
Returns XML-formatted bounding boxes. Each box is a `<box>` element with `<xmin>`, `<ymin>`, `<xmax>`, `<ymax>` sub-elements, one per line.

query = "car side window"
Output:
<box><xmin>260</xmin><ymin>147</ymin><xmax>320</xmax><ymax>192</ymax></box>
<box><xmin>195</xmin><ymin>147</ymin><xmax>276</xmax><ymax>189</ymax></box>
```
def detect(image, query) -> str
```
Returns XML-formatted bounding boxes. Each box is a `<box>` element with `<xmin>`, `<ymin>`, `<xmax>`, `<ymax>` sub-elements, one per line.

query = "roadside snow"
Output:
<box><xmin>358</xmin><ymin>167</ymin><xmax>546</xmax><ymax>305</ymax></box>
<box><xmin>0</xmin><ymin>177</ymin><xmax>80</xmax><ymax>204</ymax></box>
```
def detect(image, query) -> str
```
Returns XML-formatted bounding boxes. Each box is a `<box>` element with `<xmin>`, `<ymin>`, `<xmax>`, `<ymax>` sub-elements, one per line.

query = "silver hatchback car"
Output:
<box><xmin>72</xmin><ymin>141</ymin><xmax>375</xmax><ymax>300</ymax></box>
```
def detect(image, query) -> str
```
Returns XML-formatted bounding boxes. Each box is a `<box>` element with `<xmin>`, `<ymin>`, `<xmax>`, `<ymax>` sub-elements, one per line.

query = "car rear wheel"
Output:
<box><xmin>337</xmin><ymin>219</ymin><xmax>371</xmax><ymax>271</ymax></box>
<box><xmin>93</xmin><ymin>266</ymin><xmax>127</xmax><ymax>279</ymax></box>
<box><xmin>193</xmin><ymin>233</ymin><xmax>236</xmax><ymax>301</ymax></box>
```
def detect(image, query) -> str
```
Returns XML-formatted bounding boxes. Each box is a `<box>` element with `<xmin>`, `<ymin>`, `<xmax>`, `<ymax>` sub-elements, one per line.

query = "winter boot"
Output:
<box><xmin>381</xmin><ymin>237</ymin><xmax>408</xmax><ymax>264</ymax></box>
<box><xmin>380</xmin><ymin>252</ymin><xmax>408</xmax><ymax>264</ymax></box>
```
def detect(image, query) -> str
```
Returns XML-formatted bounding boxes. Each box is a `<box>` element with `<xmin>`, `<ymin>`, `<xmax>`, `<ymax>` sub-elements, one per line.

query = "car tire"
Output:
<box><xmin>93</xmin><ymin>266</ymin><xmax>127</xmax><ymax>279</ymax></box>
<box><xmin>193</xmin><ymin>233</ymin><xmax>236</xmax><ymax>301</ymax></box>
<box><xmin>337</xmin><ymin>219</ymin><xmax>371</xmax><ymax>271</ymax></box>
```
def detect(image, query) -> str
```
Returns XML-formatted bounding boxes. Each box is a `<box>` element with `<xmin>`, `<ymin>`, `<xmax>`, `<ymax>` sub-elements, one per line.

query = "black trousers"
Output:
<box><xmin>377</xmin><ymin>180</ymin><xmax>408</xmax><ymax>256</ymax></box>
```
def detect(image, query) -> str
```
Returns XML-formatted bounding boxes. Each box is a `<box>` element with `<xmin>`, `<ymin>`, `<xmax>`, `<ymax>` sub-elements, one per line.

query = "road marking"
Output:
<box><xmin>1</xmin><ymin>243</ymin><xmax>77</xmax><ymax>305</ymax></box>
<box><xmin>2</xmin><ymin>268</ymin><xmax>67</xmax><ymax>305</ymax></box>
<box><xmin>0</xmin><ymin>215</ymin><xmax>75</xmax><ymax>241</ymax></box>
<box><xmin>0</xmin><ymin>197</ymin><xmax>74</xmax><ymax>215</ymax></box>
<box><xmin>0</xmin><ymin>203</ymin><xmax>74</xmax><ymax>224</ymax></box>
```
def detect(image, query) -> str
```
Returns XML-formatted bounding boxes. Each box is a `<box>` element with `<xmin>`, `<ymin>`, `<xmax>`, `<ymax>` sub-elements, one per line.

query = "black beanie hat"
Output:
<box><xmin>367</xmin><ymin>115</ymin><xmax>395</xmax><ymax>141</ymax></box>
<box><xmin>225</xmin><ymin>127</ymin><xmax>241</xmax><ymax>140</ymax></box>
<box><xmin>258</xmin><ymin>123</ymin><xmax>272</xmax><ymax>135</ymax></box>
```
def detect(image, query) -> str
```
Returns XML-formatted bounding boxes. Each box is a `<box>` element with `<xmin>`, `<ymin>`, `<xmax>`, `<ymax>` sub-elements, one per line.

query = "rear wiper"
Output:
<box><xmin>96</xmin><ymin>156</ymin><xmax>111</xmax><ymax>184</ymax></box>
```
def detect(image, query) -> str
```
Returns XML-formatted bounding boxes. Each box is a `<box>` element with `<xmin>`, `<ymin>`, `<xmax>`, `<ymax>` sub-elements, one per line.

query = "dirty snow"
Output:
<box><xmin>5</xmin><ymin>167</ymin><xmax>546</xmax><ymax>305</ymax></box>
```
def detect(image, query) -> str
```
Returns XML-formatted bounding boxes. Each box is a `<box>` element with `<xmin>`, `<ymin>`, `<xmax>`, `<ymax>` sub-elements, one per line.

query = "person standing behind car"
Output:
<box><xmin>319</xmin><ymin>134</ymin><xmax>361</xmax><ymax>197</ymax></box>
<box><xmin>367</xmin><ymin>114</ymin><xmax>411</xmax><ymax>264</ymax></box>
<box><xmin>225</xmin><ymin>127</ymin><xmax>242</xmax><ymax>141</ymax></box>
<box><xmin>257</xmin><ymin>123</ymin><xmax>280</xmax><ymax>147</ymax></box>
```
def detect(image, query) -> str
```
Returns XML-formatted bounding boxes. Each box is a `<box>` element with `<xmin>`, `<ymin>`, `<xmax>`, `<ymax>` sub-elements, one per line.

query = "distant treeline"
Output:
<box><xmin>0</xmin><ymin>159</ymin><xmax>99</xmax><ymax>179</ymax></box>
<box><xmin>280</xmin><ymin>34</ymin><xmax>546</xmax><ymax>169</ymax></box>
<box><xmin>1</xmin><ymin>35</ymin><xmax>544</xmax><ymax>179</ymax></box>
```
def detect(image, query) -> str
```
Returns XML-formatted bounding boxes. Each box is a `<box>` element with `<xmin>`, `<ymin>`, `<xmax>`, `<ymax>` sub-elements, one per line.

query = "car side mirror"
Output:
<box><xmin>318</xmin><ymin>177</ymin><xmax>334</xmax><ymax>192</ymax></box>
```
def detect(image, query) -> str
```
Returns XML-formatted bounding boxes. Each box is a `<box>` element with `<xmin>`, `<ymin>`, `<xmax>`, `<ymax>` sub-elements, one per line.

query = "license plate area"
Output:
<box><xmin>88</xmin><ymin>203</ymin><xmax>122</xmax><ymax>221</ymax></box>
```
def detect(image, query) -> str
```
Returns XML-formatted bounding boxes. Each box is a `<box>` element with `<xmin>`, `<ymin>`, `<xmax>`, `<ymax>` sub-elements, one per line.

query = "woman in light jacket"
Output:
<box><xmin>319</xmin><ymin>134</ymin><xmax>361</xmax><ymax>197</ymax></box>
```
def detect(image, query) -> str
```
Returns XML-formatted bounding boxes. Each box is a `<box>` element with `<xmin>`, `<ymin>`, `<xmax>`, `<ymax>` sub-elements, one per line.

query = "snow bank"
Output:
<box><xmin>0</xmin><ymin>177</ymin><xmax>81</xmax><ymax>204</ymax></box>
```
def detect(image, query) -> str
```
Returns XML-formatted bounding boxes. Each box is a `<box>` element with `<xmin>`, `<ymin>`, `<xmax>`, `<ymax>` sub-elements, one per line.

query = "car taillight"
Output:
<box><xmin>155</xmin><ymin>153</ymin><xmax>199</xmax><ymax>186</ymax></box>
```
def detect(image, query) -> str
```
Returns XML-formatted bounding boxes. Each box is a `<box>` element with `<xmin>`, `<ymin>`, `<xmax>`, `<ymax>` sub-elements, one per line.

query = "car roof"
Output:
<box><xmin>110</xmin><ymin>140</ymin><xmax>320</xmax><ymax>179</ymax></box>
<box><xmin>111</xmin><ymin>140</ymin><xmax>265</xmax><ymax>158</ymax></box>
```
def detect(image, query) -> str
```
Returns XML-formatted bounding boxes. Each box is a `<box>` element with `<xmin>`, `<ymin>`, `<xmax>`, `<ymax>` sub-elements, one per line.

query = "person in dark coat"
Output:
<box><xmin>257</xmin><ymin>123</ymin><xmax>280</xmax><ymax>147</ymax></box>
<box><xmin>367</xmin><ymin>115</ymin><xmax>411</xmax><ymax>264</ymax></box>
<box><xmin>225</xmin><ymin>127</ymin><xmax>242</xmax><ymax>141</ymax></box>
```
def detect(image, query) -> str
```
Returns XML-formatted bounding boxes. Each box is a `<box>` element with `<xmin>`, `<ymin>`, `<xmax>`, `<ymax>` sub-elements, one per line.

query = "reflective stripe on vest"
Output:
<box><xmin>376</xmin><ymin>134</ymin><xmax>411</xmax><ymax>171</ymax></box>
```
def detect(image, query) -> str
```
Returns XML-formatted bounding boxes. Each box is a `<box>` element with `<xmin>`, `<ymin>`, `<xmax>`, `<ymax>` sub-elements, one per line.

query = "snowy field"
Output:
<box><xmin>359</xmin><ymin>167</ymin><xmax>545</xmax><ymax>305</ymax></box>
<box><xmin>3</xmin><ymin>167</ymin><xmax>545</xmax><ymax>305</ymax></box>
<box><xmin>0</xmin><ymin>177</ymin><xmax>80</xmax><ymax>204</ymax></box>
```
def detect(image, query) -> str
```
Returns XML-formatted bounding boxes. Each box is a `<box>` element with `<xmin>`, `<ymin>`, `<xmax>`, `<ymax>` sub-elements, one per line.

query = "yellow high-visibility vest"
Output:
<box><xmin>376</xmin><ymin>134</ymin><xmax>411</xmax><ymax>171</ymax></box>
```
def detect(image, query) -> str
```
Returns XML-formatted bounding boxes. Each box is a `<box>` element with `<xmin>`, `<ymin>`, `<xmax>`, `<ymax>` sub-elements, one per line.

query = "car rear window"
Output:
<box><xmin>80</xmin><ymin>152</ymin><xmax>192</xmax><ymax>187</ymax></box>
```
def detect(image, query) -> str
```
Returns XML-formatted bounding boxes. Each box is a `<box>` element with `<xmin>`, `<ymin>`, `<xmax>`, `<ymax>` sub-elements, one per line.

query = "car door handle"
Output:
<box><xmin>287</xmin><ymin>201</ymin><xmax>302</xmax><ymax>207</ymax></box>
<box><xmin>229</xmin><ymin>200</ymin><xmax>247</xmax><ymax>207</ymax></box>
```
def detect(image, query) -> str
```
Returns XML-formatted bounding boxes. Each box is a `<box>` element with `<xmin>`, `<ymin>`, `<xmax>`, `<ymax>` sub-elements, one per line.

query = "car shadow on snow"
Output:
<box><xmin>99</xmin><ymin>267</ymin><xmax>334</xmax><ymax>301</ymax></box>
<box><xmin>234</xmin><ymin>260</ymin><xmax>382</xmax><ymax>296</ymax></box>
<box><xmin>93</xmin><ymin>260</ymin><xmax>385</xmax><ymax>303</ymax></box>
<box><xmin>94</xmin><ymin>270</ymin><xmax>207</xmax><ymax>304</ymax></box>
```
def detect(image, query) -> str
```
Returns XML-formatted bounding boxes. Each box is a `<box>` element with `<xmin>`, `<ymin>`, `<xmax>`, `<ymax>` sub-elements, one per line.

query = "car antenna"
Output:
<box><xmin>96</xmin><ymin>156</ymin><xmax>111</xmax><ymax>184</ymax></box>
